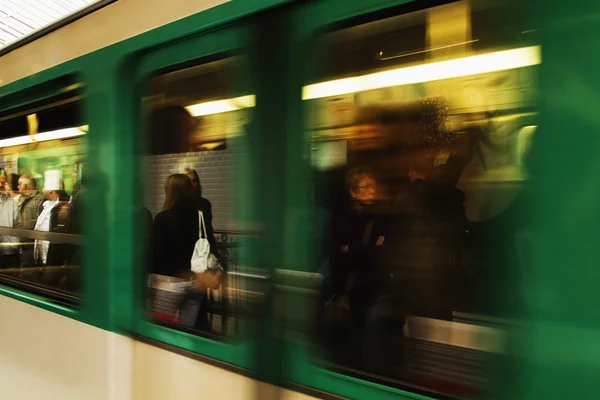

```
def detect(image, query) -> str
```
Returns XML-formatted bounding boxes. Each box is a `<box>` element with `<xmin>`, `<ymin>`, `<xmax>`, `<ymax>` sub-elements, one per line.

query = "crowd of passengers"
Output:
<box><xmin>314</xmin><ymin>105</ymin><xmax>526</xmax><ymax>375</ymax></box>
<box><xmin>0</xmin><ymin>162</ymin><xmax>85</xmax><ymax>270</ymax></box>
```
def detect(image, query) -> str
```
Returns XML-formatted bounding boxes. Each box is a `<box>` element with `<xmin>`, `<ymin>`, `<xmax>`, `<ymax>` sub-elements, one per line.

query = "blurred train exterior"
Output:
<box><xmin>0</xmin><ymin>0</ymin><xmax>598</xmax><ymax>399</ymax></box>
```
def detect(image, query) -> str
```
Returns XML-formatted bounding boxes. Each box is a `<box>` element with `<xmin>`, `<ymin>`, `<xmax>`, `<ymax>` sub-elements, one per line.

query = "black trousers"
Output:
<box><xmin>0</xmin><ymin>253</ymin><xmax>20</xmax><ymax>269</ymax></box>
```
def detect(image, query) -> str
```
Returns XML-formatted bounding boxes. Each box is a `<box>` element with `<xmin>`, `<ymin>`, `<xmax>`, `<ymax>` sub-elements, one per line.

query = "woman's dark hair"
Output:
<box><xmin>162</xmin><ymin>174</ymin><xmax>194</xmax><ymax>211</ymax></box>
<box><xmin>181</xmin><ymin>167</ymin><xmax>203</xmax><ymax>197</ymax></box>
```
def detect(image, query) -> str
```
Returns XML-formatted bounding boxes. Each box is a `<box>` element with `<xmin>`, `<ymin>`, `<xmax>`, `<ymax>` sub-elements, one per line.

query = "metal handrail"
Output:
<box><xmin>0</xmin><ymin>228</ymin><xmax>81</xmax><ymax>245</ymax></box>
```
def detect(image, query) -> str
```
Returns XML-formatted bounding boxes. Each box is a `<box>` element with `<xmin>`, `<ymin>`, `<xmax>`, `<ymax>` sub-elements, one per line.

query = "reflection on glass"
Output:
<box><xmin>0</xmin><ymin>98</ymin><xmax>85</xmax><ymax>300</ymax></box>
<box><xmin>310</xmin><ymin>1</ymin><xmax>535</xmax><ymax>397</ymax></box>
<box><xmin>143</xmin><ymin>57</ymin><xmax>260</xmax><ymax>339</ymax></box>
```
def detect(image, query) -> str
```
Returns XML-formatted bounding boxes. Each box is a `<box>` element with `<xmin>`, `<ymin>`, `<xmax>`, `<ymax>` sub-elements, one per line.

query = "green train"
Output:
<box><xmin>0</xmin><ymin>0</ymin><xmax>597</xmax><ymax>399</ymax></box>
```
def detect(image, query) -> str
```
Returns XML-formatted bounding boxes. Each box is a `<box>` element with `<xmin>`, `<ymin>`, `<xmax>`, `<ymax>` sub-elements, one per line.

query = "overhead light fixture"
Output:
<box><xmin>34</xmin><ymin>126</ymin><xmax>88</xmax><ymax>141</ymax></box>
<box><xmin>185</xmin><ymin>95</ymin><xmax>256</xmax><ymax>117</ymax></box>
<box><xmin>302</xmin><ymin>46</ymin><xmax>541</xmax><ymax>100</ymax></box>
<box><xmin>0</xmin><ymin>136</ymin><xmax>35</xmax><ymax>147</ymax></box>
<box><xmin>0</xmin><ymin>125</ymin><xmax>88</xmax><ymax>148</ymax></box>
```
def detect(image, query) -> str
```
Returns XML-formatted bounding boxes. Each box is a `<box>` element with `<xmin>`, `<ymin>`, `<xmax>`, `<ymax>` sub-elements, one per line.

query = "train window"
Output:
<box><xmin>0</xmin><ymin>96</ymin><xmax>85</xmax><ymax>304</ymax></box>
<box><xmin>306</xmin><ymin>0</ymin><xmax>537</xmax><ymax>397</ymax></box>
<box><xmin>142</xmin><ymin>56</ymin><xmax>258</xmax><ymax>340</ymax></box>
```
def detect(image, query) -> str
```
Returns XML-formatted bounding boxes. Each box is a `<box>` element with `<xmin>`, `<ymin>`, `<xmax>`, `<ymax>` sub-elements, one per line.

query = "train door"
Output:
<box><xmin>278</xmin><ymin>0</ymin><xmax>546</xmax><ymax>398</ymax></box>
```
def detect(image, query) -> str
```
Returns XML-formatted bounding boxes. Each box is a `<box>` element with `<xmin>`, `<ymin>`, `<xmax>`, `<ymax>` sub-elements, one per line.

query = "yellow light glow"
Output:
<box><xmin>185</xmin><ymin>95</ymin><xmax>256</xmax><ymax>117</ymax></box>
<box><xmin>302</xmin><ymin>46</ymin><xmax>541</xmax><ymax>100</ymax></box>
<box><xmin>0</xmin><ymin>125</ymin><xmax>88</xmax><ymax>148</ymax></box>
<box><xmin>34</xmin><ymin>126</ymin><xmax>88</xmax><ymax>141</ymax></box>
<box><xmin>0</xmin><ymin>136</ymin><xmax>33</xmax><ymax>147</ymax></box>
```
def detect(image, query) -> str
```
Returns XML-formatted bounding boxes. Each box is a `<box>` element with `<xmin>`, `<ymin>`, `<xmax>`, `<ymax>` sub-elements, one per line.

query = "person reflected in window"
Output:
<box><xmin>325</xmin><ymin>167</ymin><xmax>389</xmax><ymax>367</ymax></box>
<box><xmin>62</xmin><ymin>159</ymin><xmax>88</xmax><ymax>271</ymax></box>
<box><xmin>17</xmin><ymin>174</ymin><xmax>44</xmax><ymax>227</ymax></box>
<box><xmin>34</xmin><ymin>181</ymin><xmax>69</xmax><ymax>265</ymax></box>
<box><xmin>17</xmin><ymin>174</ymin><xmax>45</xmax><ymax>266</ymax></box>
<box><xmin>180</xmin><ymin>168</ymin><xmax>217</xmax><ymax>253</ymax></box>
<box><xmin>7</xmin><ymin>173</ymin><xmax>20</xmax><ymax>203</ymax></box>
<box><xmin>389</xmin><ymin>151</ymin><xmax>468</xmax><ymax>322</ymax></box>
<box><xmin>153</xmin><ymin>174</ymin><xmax>221</xmax><ymax>331</ymax></box>
<box><xmin>0</xmin><ymin>174</ymin><xmax>22</xmax><ymax>268</ymax></box>
<box><xmin>71</xmin><ymin>160</ymin><xmax>86</xmax><ymax>201</ymax></box>
<box><xmin>48</xmin><ymin>192</ymin><xmax>74</xmax><ymax>268</ymax></box>
<box><xmin>69</xmin><ymin>160</ymin><xmax>87</xmax><ymax>234</ymax></box>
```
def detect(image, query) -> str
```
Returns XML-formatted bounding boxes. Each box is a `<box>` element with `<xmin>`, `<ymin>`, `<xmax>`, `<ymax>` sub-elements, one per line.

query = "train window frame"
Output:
<box><xmin>282</xmin><ymin>0</ymin><xmax>533</xmax><ymax>399</ymax></box>
<box><xmin>132</xmin><ymin>24</ymin><xmax>257</xmax><ymax>370</ymax></box>
<box><xmin>0</xmin><ymin>75</ymin><xmax>86</xmax><ymax>315</ymax></box>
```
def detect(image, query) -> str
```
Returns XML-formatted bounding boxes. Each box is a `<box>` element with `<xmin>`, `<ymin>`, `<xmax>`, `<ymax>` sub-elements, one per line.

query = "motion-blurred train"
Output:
<box><xmin>0</xmin><ymin>0</ymin><xmax>597</xmax><ymax>399</ymax></box>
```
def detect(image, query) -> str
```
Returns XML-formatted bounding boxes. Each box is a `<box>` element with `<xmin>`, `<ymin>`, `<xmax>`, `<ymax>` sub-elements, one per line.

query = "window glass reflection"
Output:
<box><xmin>310</xmin><ymin>1</ymin><xmax>535</xmax><ymax>397</ymax></box>
<box><xmin>0</xmin><ymin>98</ymin><xmax>85</xmax><ymax>301</ymax></box>
<box><xmin>143</xmin><ymin>57</ymin><xmax>259</xmax><ymax>339</ymax></box>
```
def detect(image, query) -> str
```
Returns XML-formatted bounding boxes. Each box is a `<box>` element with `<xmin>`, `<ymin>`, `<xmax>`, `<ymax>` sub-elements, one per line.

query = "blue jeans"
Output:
<box><xmin>362</xmin><ymin>294</ymin><xmax>406</xmax><ymax>375</ymax></box>
<box><xmin>179</xmin><ymin>287</ymin><xmax>209</xmax><ymax>331</ymax></box>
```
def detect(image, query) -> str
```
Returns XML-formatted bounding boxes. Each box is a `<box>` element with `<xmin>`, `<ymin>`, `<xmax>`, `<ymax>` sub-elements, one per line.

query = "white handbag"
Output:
<box><xmin>190</xmin><ymin>211</ymin><xmax>220</xmax><ymax>273</ymax></box>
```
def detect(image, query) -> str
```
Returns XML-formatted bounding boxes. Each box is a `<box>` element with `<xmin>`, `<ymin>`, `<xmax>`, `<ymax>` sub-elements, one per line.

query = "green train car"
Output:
<box><xmin>0</xmin><ymin>0</ymin><xmax>597</xmax><ymax>399</ymax></box>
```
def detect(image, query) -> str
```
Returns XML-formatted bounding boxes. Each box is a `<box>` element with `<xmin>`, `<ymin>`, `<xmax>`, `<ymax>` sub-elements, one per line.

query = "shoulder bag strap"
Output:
<box><xmin>198</xmin><ymin>211</ymin><xmax>207</xmax><ymax>239</ymax></box>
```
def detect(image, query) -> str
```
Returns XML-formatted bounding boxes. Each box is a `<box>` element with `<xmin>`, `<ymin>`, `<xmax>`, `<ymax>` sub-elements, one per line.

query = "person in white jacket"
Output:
<box><xmin>33</xmin><ymin>172</ymin><xmax>69</xmax><ymax>265</ymax></box>
<box><xmin>0</xmin><ymin>175</ymin><xmax>22</xmax><ymax>268</ymax></box>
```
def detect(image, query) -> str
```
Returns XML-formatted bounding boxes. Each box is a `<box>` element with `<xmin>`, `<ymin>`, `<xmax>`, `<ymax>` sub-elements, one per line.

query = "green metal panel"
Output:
<box><xmin>82</xmin><ymin>56</ymin><xmax>133</xmax><ymax>330</ymax></box>
<box><xmin>503</xmin><ymin>1</ymin><xmax>600</xmax><ymax>399</ymax></box>
<box><xmin>297</xmin><ymin>0</ymin><xmax>418</xmax><ymax>36</ymax></box>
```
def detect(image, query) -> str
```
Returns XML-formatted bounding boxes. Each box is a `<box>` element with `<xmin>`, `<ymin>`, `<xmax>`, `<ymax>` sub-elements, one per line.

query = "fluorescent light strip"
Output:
<box><xmin>185</xmin><ymin>95</ymin><xmax>256</xmax><ymax>117</ymax></box>
<box><xmin>302</xmin><ymin>46</ymin><xmax>541</xmax><ymax>100</ymax></box>
<box><xmin>0</xmin><ymin>125</ymin><xmax>88</xmax><ymax>148</ymax></box>
<box><xmin>34</xmin><ymin>126</ymin><xmax>87</xmax><ymax>141</ymax></box>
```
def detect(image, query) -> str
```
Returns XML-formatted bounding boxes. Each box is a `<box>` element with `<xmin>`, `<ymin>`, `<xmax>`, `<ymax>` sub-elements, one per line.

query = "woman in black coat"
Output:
<box><xmin>153</xmin><ymin>174</ymin><xmax>220</xmax><ymax>330</ymax></box>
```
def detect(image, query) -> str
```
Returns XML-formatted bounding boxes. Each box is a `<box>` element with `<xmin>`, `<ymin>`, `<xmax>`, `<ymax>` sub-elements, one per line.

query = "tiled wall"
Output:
<box><xmin>144</xmin><ymin>137</ymin><xmax>244</xmax><ymax>231</ymax></box>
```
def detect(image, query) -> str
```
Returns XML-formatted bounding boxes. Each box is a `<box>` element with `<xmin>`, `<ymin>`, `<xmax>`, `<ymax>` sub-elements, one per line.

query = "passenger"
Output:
<box><xmin>180</xmin><ymin>168</ymin><xmax>217</xmax><ymax>253</ymax></box>
<box><xmin>358</xmin><ymin>158</ymin><xmax>464</xmax><ymax>375</ymax></box>
<box><xmin>324</xmin><ymin>167</ymin><xmax>390</xmax><ymax>367</ymax></box>
<box><xmin>0</xmin><ymin>175</ymin><xmax>22</xmax><ymax>268</ymax></box>
<box><xmin>456</xmin><ymin>123</ymin><xmax>530</xmax><ymax>316</ymax></box>
<box><xmin>71</xmin><ymin>159</ymin><xmax>86</xmax><ymax>201</ymax></box>
<box><xmin>33</xmin><ymin>180</ymin><xmax>69</xmax><ymax>265</ymax></box>
<box><xmin>17</xmin><ymin>174</ymin><xmax>45</xmax><ymax>227</ymax></box>
<box><xmin>153</xmin><ymin>174</ymin><xmax>221</xmax><ymax>331</ymax></box>
<box><xmin>47</xmin><ymin>193</ymin><xmax>74</xmax><ymax>268</ymax></box>
<box><xmin>383</xmin><ymin>154</ymin><xmax>467</xmax><ymax>321</ymax></box>
<box><xmin>69</xmin><ymin>160</ymin><xmax>86</xmax><ymax>235</ymax></box>
<box><xmin>17</xmin><ymin>174</ymin><xmax>45</xmax><ymax>265</ymax></box>
<box><xmin>8</xmin><ymin>173</ymin><xmax>21</xmax><ymax>203</ymax></box>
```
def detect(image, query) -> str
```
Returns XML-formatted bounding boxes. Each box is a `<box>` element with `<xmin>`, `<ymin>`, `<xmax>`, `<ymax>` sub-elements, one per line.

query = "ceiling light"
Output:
<box><xmin>0</xmin><ymin>136</ymin><xmax>33</xmax><ymax>147</ymax></box>
<box><xmin>302</xmin><ymin>46</ymin><xmax>541</xmax><ymax>100</ymax></box>
<box><xmin>0</xmin><ymin>125</ymin><xmax>88</xmax><ymax>148</ymax></box>
<box><xmin>34</xmin><ymin>126</ymin><xmax>88</xmax><ymax>141</ymax></box>
<box><xmin>185</xmin><ymin>95</ymin><xmax>256</xmax><ymax>117</ymax></box>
